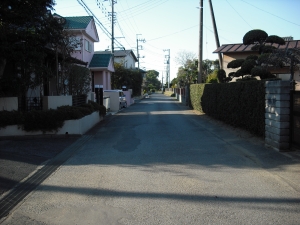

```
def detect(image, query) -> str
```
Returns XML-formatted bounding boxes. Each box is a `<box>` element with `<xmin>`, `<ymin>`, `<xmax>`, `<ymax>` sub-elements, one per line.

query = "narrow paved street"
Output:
<box><xmin>1</xmin><ymin>93</ymin><xmax>300</xmax><ymax>224</ymax></box>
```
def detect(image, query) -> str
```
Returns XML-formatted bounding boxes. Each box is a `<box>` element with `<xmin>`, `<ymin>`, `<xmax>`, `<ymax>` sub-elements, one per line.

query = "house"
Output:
<box><xmin>96</xmin><ymin>50</ymin><xmax>138</xmax><ymax>69</ymax></box>
<box><xmin>54</xmin><ymin>14</ymin><xmax>114</xmax><ymax>92</ymax></box>
<box><xmin>213</xmin><ymin>39</ymin><xmax>300</xmax><ymax>84</ymax></box>
<box><xmin>89</xmin><ymin>51</ymin><xmax>114</xmax><ymax>91</ymax></box>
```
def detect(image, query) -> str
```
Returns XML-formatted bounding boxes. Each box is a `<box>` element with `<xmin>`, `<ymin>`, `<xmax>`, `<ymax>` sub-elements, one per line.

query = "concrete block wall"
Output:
<box><xmin>265</xmin><ymin>80</ymin><xmax>291</xmax><ymax>151</ymax></box>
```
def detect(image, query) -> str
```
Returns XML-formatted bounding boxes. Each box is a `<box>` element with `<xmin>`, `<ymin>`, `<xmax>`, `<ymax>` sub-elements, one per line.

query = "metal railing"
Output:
<box><xmin>72</xmin><ymin>95</ymin><xmax>87</xmax><ymax>107</ymax></box>
<box><xmin>18</xmin><ymin>97</ymin><xmax>43</xmax><ymax>112</ymax></box>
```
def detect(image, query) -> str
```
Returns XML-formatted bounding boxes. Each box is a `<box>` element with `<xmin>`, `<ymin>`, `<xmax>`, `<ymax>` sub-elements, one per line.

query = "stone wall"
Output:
<box><xmin>265</xmin><ymin>80</ymin><xmax>291</xmax><ymax>151</ymax></box>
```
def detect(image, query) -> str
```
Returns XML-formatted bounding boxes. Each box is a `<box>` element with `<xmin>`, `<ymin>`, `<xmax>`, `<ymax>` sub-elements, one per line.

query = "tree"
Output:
<box><xmin>145</xmin><ymin>70</ymin><xmax>161</xmax><ymax>90</ymax></box>
<box><xmin>217</xmin><ymin>69</ymin><xmax>226</xmax><ymax>83</ymax></box>
<box><xmin>175</xmin><ymin>50</ymin><xmax>196</xmax><ymax>67</ymax></box>
<box><xmin>68</xmin><ymin>65</ymin><xmax>91</xmax><ymax>95</ymax></box>
<box><xmin>170</xmin><ymin>77</ymin><xmax>178</xmax><ymax>88</ymax></box>
<box><xmin>206</xmin><ymin>70</ymin><xmax>218</xmax><ymax>83</ymax></box>
<box><xmin>270</xmin><ymin>48</ymin><xmax>300</xmax><ymax>82</ymax></box>
<box><xmin>112</xmin><ymin>63</ymin><xmax>143</xmax><ymax>96</ymax></box>
<box><xmin>0</xmin><ymin>0</ymin><xmax>66</xmax><ymax>96</ymax></box>
<box><xmin>176</xmin><ymin>59</ymin><xmax>198</xmax><ymax>87</ymax></box>
<box><xmin>202</xmin><ymin>59</ymin><xmax>219</xmax><ymax>82</ymax></box>
<box><xmin>227</xmin><ymin>29</ymin><xmax>285</xmax><ymax>80</ymax></box>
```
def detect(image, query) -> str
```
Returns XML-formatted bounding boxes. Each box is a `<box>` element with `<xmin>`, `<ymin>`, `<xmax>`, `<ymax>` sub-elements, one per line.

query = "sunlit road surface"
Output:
<box><xmin>2</xmin><ymin>93</ymin><xmax>300</xmax><ymax>225</ymax></box>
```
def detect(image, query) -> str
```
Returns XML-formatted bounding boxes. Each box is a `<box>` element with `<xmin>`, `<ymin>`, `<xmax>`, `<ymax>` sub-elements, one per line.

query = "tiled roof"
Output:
<box><xmin>95</xmin><ymin>50</ymin><xmax>138</xmax><ymax>62</ymax></box>
<box><xmin>214</xmin><ymin>40</ymin><xmax>300</xmax><ymax>53</ymax></box>
<box><xmin>89</xmin><ymin>53</ymin><xmax>112</xmax><ymax>68</ymax></box>
<box><xmin>114</xmin><ymin>50</ymin><xmax>138</xmax><ymax>61</ymax></box>
<box><xmin>64</xmin><ymin>16</ymin><xmax>93</xmax><ymax>29</ymax></box>
<box><xmin>114</xmin><ymin>50</ymin><xmax>132</xmax><ymax>57</ymax></box>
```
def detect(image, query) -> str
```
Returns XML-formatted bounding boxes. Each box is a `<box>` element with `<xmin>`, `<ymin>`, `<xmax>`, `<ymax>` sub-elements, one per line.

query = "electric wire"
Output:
<box><xmin>241</xmin><ymin>0</ymin><xmax>300</xmax><ymax>27</ymax></box>
<box><xmin>225</xmin><ymin>0</ymin><xmax>252</xmax><ymax>29</ymax></box>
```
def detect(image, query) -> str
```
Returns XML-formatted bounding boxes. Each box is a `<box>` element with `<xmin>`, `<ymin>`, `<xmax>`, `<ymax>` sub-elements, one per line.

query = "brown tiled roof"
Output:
<box><xmin>213</xmin><ymin>40</ymin><xmax>300</xmax><ymax>53</ymax></box>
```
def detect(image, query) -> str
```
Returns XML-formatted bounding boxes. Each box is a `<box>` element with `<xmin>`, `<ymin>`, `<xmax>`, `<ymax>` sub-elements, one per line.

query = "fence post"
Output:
<box><xmin>265</xmin><ymin>80</ymin><xmax>290</xmax><ymax>151</ymax></box>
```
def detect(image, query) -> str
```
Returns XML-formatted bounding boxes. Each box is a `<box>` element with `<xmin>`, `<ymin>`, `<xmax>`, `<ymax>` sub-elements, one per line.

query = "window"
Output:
<box><xmin>85</xmin><ymin>39</ymin><xmax>91</xmax><ymax>52</ymax></box>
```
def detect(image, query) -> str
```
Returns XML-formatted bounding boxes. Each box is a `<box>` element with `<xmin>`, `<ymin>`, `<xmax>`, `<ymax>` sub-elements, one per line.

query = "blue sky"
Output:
<box><xmin>53</xmin><ymin>0</ymin><xmax>300</xmax><ymax>81</ymax></box>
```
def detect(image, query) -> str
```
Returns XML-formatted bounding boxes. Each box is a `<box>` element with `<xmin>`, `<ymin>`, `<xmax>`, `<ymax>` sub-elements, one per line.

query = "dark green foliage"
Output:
<box><xmin>0</xmin><ymin>110</ymin><xmax>24</xmax><ymax>128</ymax></box>
<box><xmin>262</xmin><ymin>45</ymin><xmax>277</xmax><ymax>54</ymax></box>
<box><xmin>145</xmin><ymin>70</ymin><xmax>161</xmax><ymax>90</ymax></box>
<box><xmin>112</xmin><ymin>63</ymin><xmax>143</xmax><ymax>96</ymax></box>
<box><xmin>199</xmin><ymin>81</ymin><xmax>265</xmax><ymax>137</ymax></box>
<box><xmin>251</xmin><ymin>67</ymin><xmax>275</xmax><ymax>79</ymax></box>
<box><xmin>251</xmin><ymin>45</ymin><xmax>260</xmax><ymax>52</ymax></box>
<box><xmin>69</xmin><ymin>65</ymin><xmax>91</xmax><ymax>95</ymax></box>
<box><xmin>257</xmin><ymin>53</ymin><xmax>271</xmax><ymax>65</ymax></box>
<box><xmin>227</xmin><ymin>59</ymin><xmax>245</xmax><ymax>69</ymax></box>
<box><xmin>0</xmin><ymin>101</ymin><xmax>106</xmax><ymax>132</ymax></box>
<box><xmin>241</xmin><ymin>59</ymin><xmax>256</xmax><ymax>74</ymax></box>
<box><xmin>243</xmin><ymin>29</ymin><xmax>268</xmax><ymax>45</ymax></box>
<box><xmin>229</xmin><ymin>30</ymin><xmax>287</xmax><ymax>80</ymax></box>
<box><xmin>0</xmin><ymin>0</ymin><xmax>65</xmax><ymax>96</ymax></box>
<box><xmin>23</xmin><ymin>109</ymin><xmax>65</xmax><ymax>132</ymax></box>
<box><xmin>246</xmin><ymin>55</ymin><xmax>258</xmax><ymax>60</ymax></box>
<box><xmin>234</xmin><ymin>69</ymin><xmax>248</xmax><ymax>78</ymax></box>
<box><xmin>87</xmin><ymin>101</ymin><xmax>106</xmax><ymax>116</ymax></box>
<box><xmin>98</xmin><ymin>105</ymin><xmax>107</xmax><ymax>116</ymax></box>
<box><xmin>266</xmin><ymin>35</ymin><xmax>285</xmax><ymax>45</ymax></box>
<box><xmin>217</xmin><ymin>69</ymin><xmax>226</xmax><ymax>83</ymax></box>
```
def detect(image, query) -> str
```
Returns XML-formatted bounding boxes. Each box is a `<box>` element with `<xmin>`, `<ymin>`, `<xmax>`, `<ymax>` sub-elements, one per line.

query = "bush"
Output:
<box><xmin>0</xmin><ymin>101</ymin><xmax>106</xmax><ymax>132</ymax></box>
<box><xmin>201</xmin><ymin>81</ymin><xmax>265</xmax><ymax>137</ymax></box>
<box><xmin>23</xmin><ymin>109</ymin><xmax>65</xmax><ymax>132</ymax></box>
<box><xmin>0</xmin><ymin>110</ymin><xmax>24</xmax><ymax>128</ymax></box>
<box><xmin>99</xmin><ymin>105</ymin><xmax>106</xmax><ymax>116</ymax></box>
<box><xmin>206</xmin><ymin>70</ymin><xmax>219</xmax><ymax>83</ymax></box>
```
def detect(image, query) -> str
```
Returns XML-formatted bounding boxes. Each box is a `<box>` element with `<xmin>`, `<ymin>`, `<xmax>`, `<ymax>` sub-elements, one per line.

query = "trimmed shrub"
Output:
<box><xmin>0</xmin><ymin>110</ymin><xmax>24</xmax><ymax>128</ymax></box>
<box><xmin>0</xmin><ymin>101</ymin><xmax>106</xmax><ymax>132</ymax></box>
<box><xmin>190</xmin><ymin>84</ymin><xmax>205</xmax><ymax>113</ymax></box>
<box><xmin>201</xmin><ymin>81</ymin><xmax>265</xmax><ymax>137</ymax></box>
<box><xmin>23</xmin><ymin>109</ymin><xmax>65</xmax><ymax>132</ymax></box>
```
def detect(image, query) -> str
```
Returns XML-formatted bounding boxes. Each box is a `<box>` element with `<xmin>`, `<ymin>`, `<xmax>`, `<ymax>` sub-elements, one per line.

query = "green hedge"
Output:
<box><xmin>190</xmin><ymin>81</ymin><xmax>265</xmax><ymax>137</ymax></box>
<box><xmin>190</xmin><ymin>84</ymin><xmax>206</xmax><ymax>113</ymax></box>
<box><xmin>0</xmin><ymin>102</ymin><xmax>106</xmax><ymax>132</ymax></box>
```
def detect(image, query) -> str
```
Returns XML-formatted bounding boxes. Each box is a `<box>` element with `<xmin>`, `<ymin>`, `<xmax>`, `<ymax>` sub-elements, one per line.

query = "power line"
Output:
<box><xmin>117</xmin><ymin>0</ymin><xmax>169</xmax><ymax>22</ymax></box>
<box><xmin>77</xmin><ymin>0</ymin><xmax>124</xmax><ymax>49</ymax></box>
<box><xmin>241</xmin><ymin>0</ymin><xmax>300</xmax><ymax>27</ymax></box>
<box><xmin>226</xmin><ymin>0</ymin><xmax>252</xmax><ymax>29</ymax></box>
<box><xmin>147</xmin><ymin>25</ymin><xmax>198</xmax><ymax>42</ymax></box>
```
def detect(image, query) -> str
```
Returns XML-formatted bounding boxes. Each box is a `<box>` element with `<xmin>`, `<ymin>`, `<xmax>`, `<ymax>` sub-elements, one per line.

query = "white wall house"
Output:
<box><xmin>114</xmin><ymin>50</ymin><xmax>138</xmax><ymax>69</ymax></box>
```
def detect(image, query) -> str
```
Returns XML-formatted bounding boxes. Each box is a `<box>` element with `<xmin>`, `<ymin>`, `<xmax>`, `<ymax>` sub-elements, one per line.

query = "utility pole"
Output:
<box><xmin>136</xmin><ymin>34</ymin><xmax>146</xmax><ymax>70</ymax></box>
<box><xmin>198</xmin><ymin>0</ymin><xmax>203</xmax><ymax>83</ymax></box>
<box><xmin>208</xmin><ymin>0</ymin><xmax>222</xmax><ymax>69</ymax></box>
<box><xmin>161</xmin><ymin>71</ymin><xmax>164</xmax><ymax>92</ymax></box>
<box><xmin>109</xmin><ymin>0</ymin><xmax>117</xmax><ymax>56</ymax></box>
<box><xmin>163</xmin><ymin>49</ymin><xmax>170</xmax><ymax>88</ymax></box>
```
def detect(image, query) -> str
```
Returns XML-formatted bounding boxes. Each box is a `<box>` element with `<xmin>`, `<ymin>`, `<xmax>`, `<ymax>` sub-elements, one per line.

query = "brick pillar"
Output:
<box><xmin>265</xmin><ymin>80</ymin><xmax>290</xmax><ymax>151</ymax></box>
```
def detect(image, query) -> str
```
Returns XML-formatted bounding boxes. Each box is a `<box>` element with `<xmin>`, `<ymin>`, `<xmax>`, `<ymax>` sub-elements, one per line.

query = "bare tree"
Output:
<box><xmin>175</xmin><ymin>50</ymin><xmax>197</xmax><ymax>67</ymax></box>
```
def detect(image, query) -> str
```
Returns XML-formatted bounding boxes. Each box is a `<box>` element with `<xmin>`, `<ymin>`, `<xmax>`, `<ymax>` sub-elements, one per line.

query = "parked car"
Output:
<box><xmin>103</xmin><ymin>90</ymin><xmax>127</xmax><ymax>110</ymax></box>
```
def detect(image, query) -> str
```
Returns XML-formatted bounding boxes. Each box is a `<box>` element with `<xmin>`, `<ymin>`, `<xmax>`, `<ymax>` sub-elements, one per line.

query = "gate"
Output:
<box><xmin>291</xmin><ymin>91</ymin><xmax>300</xmax><ymax>148</ymax></box>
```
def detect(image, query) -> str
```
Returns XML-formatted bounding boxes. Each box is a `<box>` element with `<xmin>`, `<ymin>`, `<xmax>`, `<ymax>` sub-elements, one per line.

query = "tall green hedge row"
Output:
<box><xmin>190</xmin><ymin>84</ymin><xmax>206</xmax><ymax>113</ymax></box>
<box><xmin>190</xmin><ymin>81</ymin><xmax>265</xmax><ymax>137</ymax></box>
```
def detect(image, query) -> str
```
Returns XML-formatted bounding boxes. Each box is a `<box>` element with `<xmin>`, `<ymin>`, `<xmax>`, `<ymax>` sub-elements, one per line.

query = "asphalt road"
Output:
<box><xmin>1</xmin><ymin>93</ymin><xmax>300</xmax><ymax>224</ymax></box>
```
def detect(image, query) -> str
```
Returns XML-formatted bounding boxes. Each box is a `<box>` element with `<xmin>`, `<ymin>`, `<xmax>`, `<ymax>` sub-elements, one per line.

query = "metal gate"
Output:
<box><xmin>291</xmin><ymin>91</ymin><xmax>300</xmax><ymax>148</ymax></box>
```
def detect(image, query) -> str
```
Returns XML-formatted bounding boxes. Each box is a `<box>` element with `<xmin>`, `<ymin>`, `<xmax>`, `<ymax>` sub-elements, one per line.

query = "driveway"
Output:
<box><xmin>1</xmin><ymin>93</ymin><xmax>300</xmax><ymax>224</ymax></box>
